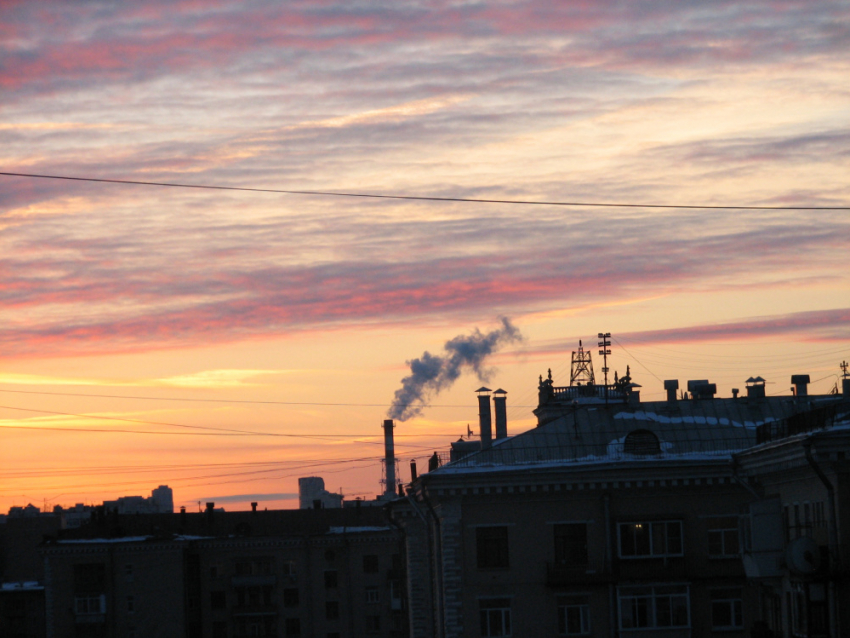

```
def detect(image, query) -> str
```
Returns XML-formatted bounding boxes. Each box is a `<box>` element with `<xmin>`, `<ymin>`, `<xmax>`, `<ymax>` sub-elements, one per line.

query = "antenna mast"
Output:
<box><xmin>570</xmin><ymin>340</ymin><xmax>595</xmax><ymax>386</ymax></box>
<box><xmin>598</xmin><ymin>332</ymin><xmax>612</xmax><ymax>404</ymax></box>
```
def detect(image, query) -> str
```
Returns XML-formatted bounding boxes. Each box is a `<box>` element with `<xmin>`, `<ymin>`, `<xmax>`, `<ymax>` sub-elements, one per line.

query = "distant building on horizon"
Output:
<box><xmin>103</xmin><ymin>485</ymin><xmax>174</xmax><ymax>515</ymax></box>
<box><xmin>298</xmin><ymin>477</ymin><xmax>343</xmax><ymax>510</ymax></box>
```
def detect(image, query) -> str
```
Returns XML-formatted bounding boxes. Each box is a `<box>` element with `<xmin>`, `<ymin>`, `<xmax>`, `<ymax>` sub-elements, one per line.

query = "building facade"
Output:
<box><xmin>393</xmin><ymin>375</ymin><xmax>850</xmax><ymax>638</ymax></box>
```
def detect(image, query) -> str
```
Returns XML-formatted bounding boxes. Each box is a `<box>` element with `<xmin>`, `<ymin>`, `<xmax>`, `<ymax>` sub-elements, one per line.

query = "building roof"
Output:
<box><xmin>431</xmin><ymin>395</ymin><xmax>848</xmax><ymax>474</ymax></box>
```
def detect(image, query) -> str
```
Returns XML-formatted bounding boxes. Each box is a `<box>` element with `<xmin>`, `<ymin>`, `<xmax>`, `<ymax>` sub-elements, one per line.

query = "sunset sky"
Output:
<box><xmin>2</xmin><ymin>0</ymin><xmax>848</xmax><ymax>513</ymax></box>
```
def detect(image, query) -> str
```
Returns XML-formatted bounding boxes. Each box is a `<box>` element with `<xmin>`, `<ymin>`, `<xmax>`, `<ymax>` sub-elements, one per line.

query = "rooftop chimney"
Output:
<box><xmin>493</xmin><ymin>389</ymin><xmax>508</xmax><ymax>439</ymax></box>
<box><xmin>746</xmin><ymin>376</ymin><xmax>766</xmax><ymax>399</ymax></box>
<box><xmin>687</xmin><ymin>380</ymin><xmax>716</xmax><ymax>399</ymax></box>
<box><xmin>791</xmin><ymin>375</ymin><xmax>810</xmax><ymax>397</ymax></box>
<box><xmin>383</xmin><ymin>419</ymin><xmax>397</xmax><ymax>498</ymax></box>
<box><xmin>410</xmin><ymin>459</ymin><xmax>417</xmax><ymax>482</ymax></box>
<box><xmin>251</xmin><ymin>502</ymin><xmax>258</xmax><ymax>512</ymax></box>
<box><xmin>476</xmin><ymin>387</ymin><xmax>493</xmax><ymax>449</ymax></box>
<box><xmin>664</xmin><ymin>379</ymin><xmax>679</xmax><ymax>402</ymax></box>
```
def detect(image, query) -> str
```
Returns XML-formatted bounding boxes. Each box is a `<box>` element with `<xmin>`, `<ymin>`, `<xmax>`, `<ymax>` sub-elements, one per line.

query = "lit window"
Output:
<box><xmin>480</xmin><ymin>598</ymin><xmax>512</xmax><ymax>637</ymax></box>
<box><xmin>618</xmin><ymin>585</ymin><xmax>689</xmax><ymax>629</ymax></box>
<box><xmin>711</xmin><ymin>588</ymin><xmax>743</xmax><ymax>629</ymax></box>
<box><xmin>618</xmin><ymin>521</ymin><xmax>683</xmax><ymax>558</ymax></box>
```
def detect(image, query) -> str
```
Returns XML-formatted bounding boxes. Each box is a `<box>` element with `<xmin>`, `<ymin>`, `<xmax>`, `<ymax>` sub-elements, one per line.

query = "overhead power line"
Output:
<box><xmin>1</xmin><ymin>171</ymin><xmax>847</xmax><ymax>210</ymax></box>
<box><xmin>0</xmin><ymin>387</ymin><xmax>541</xmax><ymax>408</ymax></box>
<box><xmin>0</xmin><ymin>404</ymin><xmax>458</xmax><ymax>439</ymax></box>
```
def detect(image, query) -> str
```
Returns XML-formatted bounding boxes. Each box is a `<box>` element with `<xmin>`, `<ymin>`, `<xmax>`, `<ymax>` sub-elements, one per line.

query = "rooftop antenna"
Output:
<box><xmin>570</xmin><ymin>339</ymin><xmax>595</xmax><ymax>386</ymax></box>
<box><xmin>598</xmin><ymin>332</ymin><xmax>611</xmax><ymax>405</ymax></box>
<box><xmin>841</xmin><ymin>360</ymin><xmax>849</xmax><ymax>378</ymax></box>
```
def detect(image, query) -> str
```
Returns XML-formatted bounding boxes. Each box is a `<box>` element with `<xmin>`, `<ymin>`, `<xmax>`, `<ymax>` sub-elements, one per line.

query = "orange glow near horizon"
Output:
<box><xmin>1</xmin><ymin>0</ymin><xmax>848</xmax><ymax>513</ymax></box>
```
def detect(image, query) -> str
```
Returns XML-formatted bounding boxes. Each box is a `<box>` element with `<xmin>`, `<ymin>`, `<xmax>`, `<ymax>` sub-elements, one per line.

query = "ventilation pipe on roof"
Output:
<box><xmin>791</xmin><ymin>375</ymin><xmax>810</xmax><ymax>397</ymax></box>
<box><xmin>476</xmin><ymin>387</ymin><xmax>493</xmax><ymax>449</ymax></box>
<box><xmin>493</xmin><ymin>389</ymin><xmax>508</xmax><ymax>440</ymax></box>
<box><xmin>746</xmin><ymin>377</ymin><xmax>766</xmax><ymax>399</ymax></box>
<box><xmin>383</xmin><ymin>419</ymin><xmax>397</xmax><ymax>498</ymax></box>
<box><xmin>664</xmin><ymin>380</ymin><xmax>679</xmax><ymax>403</ymax></box>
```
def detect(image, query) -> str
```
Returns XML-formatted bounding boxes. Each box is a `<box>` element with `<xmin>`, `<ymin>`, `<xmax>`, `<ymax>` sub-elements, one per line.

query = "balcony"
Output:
<box><xmin>546</xmin><ymin>563</ymin><xmax>609</xmax><ymax>587</ymax></box>
<box><xmin>231</xmin><ymin>575</ymin><xmax>277</xmax><ymax>587</ymax></box>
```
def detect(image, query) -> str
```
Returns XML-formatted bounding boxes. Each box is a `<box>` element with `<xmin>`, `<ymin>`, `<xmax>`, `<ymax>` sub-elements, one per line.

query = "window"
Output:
<box><xmin>127</xmin><ymin>595</ymin><xmax>134</xmax><ymax>613</ymax></box>
<box><xmin>363</xmin><ymin>554</ymin><xmax>379</xmax><ymax>573</ymax></box>
<box><xmin>235</xmin><ymin>556</ymin><xmax>274</xmax><ymax>576</ymax></box>
<box><xmin>480</xmin><ymin>598</ymin><xmax>511</xmax><ymax>637</ymax></box>
<box><xmin>366</xmin><ymin>586</ymin><xmax>380</xmax><ymax>603</ymax></box>
<box><xmin>366</xmin><ymin>615</ymin><xmax>381</xmax><ymax>632</ymax></box>
<box><xmin>711</xmin><ymin>588</ymin><xmax>743</xmax><ymax>630</ymax></box>
<box><xmin>235</xmin><ymin>585</ymin><xmax>272</xmax><ymax>608</ymax></box>
<box><xmin>212</xmin><ymin>621</ymin><xmax>227</xmax><ymax>638</ymax></box>
<box><xmin>618</xmin><ymin>521</ymin><xmax>683</xmax><ymax>557</ymax></box>
<box><xmin>326</xmin><ymin>600</ymin><xmax>339</xmax><ymax>620</ymax></box>
<box><xmin>324</xmin><ymin>570</ymin><xmax>338</xmax><ymax>589</ymax></box>
<box><xmin>623</xmin><ymin>429</ymin><xmax>661</xmax><ymax>455</ymax></box>
<box><xmin>285</xmin><ymin>618</ymin><xmax>301</xmax><ymax>636</ymax></box>
<box><xmin>210</xmin><ymin>590</ymin><xmax>226</xmax><ymax>610</ymax></box>
<box><xmin>124</xmin><ymin>564</ymin><xmax>134</xmax><ymax>582</ymax></box>
<box><xmin>74</xmin><ymin>595</ymin><xmax>105</xmax><ymax>615</ymax></box>
<box><xmin>73</xmin><ymin>563</ymin><xmax>106</xmax><ymax>592</ymax></box>
<box><xmin>554</xmin><ymin>524</ymin><xmax>588</xmax><ymax>566</ymax></box>
<box><xmin>284</xmin><ymin>588</ymin><xmax>299</xmax><ymax>607</ymax></box>
<box><xmin>558</xmin><ymin>595</ymin><xmax>590</xmax><ymax>635</ymax></box>
<box><xmin>477</xmin><ymin>526</ymin><xmax>510</xmax><ymax>569</ymax></box>
<box><xmin>708</xmin><ymin>517</ymin><xmax>740</xmax><ymax>557</ymax></box>
<box><xmin>618</xmin><ymin>585</ymin><xmax>689</xmax><ymax>629</ymax></box>
<box><xmin>236</xmin><ymin>617</ymin><xmax>277</xmax><ymax>636</ymax></box>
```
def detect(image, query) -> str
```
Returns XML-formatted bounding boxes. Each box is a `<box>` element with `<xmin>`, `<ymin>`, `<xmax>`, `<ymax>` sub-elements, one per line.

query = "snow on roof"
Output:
<box><xmin>327</xmin><ymin>526</ymin><xmax>393</xmax><ymax>534</ymax></box>
<box><xmin>432</xmin><ymin>397</ymin><xmax>834</xmax><ymax>472</ymax></box>
<box><xmin>1</xmin><ymin>581</ymin><xmax>43</xmax><ymax>591</ymax></box>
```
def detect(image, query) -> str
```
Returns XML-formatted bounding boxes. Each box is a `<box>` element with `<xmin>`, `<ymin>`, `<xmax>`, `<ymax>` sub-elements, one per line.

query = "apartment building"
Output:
<box><xmin>40</xmin><ymin>506</ymin><xmax>407</xmax><ymax>638</ymax></box>
<box><xmin>393</xmin><ymin>369</ymin><xmax>849</xmax><ymax>638</ymax></box>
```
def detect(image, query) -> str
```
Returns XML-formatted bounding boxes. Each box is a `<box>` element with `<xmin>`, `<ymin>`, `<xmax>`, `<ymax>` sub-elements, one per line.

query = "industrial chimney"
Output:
<box><xmin>476</xmin><ymin>387</ymin><xmax>493</xmax><ymax>449</ymax></box>
<box><xmin>493</xmin><ymin>389</ymin><xmax>508</xmax><ymax>440</ymax></box>
<box><xmin>383</xmin><ymin>419</ymin><xmax>397</xmax><ymax>498</ymax></box>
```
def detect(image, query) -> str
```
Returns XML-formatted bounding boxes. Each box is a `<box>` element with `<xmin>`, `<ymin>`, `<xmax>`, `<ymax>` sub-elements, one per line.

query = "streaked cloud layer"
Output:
<box><xmin>1</xmin><ymin>0</ymin><xmax>848</xmax><ymax>511</ymax></box>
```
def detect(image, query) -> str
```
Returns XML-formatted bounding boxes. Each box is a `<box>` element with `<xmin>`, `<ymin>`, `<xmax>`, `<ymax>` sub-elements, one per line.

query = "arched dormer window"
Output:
<box><xmin>624</xmin><ymin>429</ymin><xmax>660</xmax><ymax>455</ymax></box>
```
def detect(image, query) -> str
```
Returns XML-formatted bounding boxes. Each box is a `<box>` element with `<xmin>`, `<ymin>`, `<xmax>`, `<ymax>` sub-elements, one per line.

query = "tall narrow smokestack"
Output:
<box><xmin>476</xmin><ymin>387</ymin><xmax>492</xmax><ymax>449</ymax></box>
<box><xmin>493</xmin><ymin>389</ymin><xmax>507</xmax><ymax>440</ymax></box>
<box><xmin>383</xmin><ymin>419</ymin><xmax>396</xmax><ymax>497</ymax></box>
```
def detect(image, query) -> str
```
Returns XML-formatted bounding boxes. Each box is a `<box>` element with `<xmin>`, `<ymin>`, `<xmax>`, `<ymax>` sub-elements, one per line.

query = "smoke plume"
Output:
<box><xmin>387</xmin><ymin>317</ymin><xmax>522</xmax><ymax>421</ymax></box>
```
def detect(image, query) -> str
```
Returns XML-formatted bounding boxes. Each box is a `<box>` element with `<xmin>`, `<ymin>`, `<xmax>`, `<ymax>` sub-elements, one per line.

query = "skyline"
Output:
<box><xmin>1</xmin><ymin>0</ymin><xmax>848</xmax><ymax>512</ymax></box>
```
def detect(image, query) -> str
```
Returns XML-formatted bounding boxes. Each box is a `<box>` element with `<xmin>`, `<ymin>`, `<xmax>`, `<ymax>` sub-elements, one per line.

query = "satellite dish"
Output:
<box><xmin>785</xmin><ymin>537</ymin><xmax>821</xmax><ymax>575</ymax></box>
